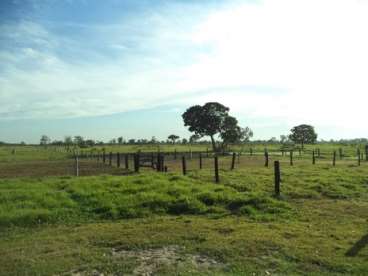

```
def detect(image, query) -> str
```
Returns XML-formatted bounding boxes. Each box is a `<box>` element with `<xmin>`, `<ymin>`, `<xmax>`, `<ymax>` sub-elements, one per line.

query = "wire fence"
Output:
<box><xmin>1</xmin><ymin>147</ymin><xmax>367</xmax><ymax>179</ymax></box>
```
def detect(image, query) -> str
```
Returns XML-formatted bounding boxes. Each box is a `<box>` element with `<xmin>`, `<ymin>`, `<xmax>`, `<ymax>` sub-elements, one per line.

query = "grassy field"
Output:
<box><xmin>0</xmin><ymin>144</ymin><xmax>368</xmax><ymax>275</ymax></box>
<box><xmin>82</xmin><ymin>142</ymin><xmax>365</xmax><ymax>157</ymax></box>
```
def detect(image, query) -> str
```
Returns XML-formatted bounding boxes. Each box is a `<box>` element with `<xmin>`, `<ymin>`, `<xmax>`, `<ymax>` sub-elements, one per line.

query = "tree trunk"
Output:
<box><xmin>210</xmin><ymin>135</ymin><xmax>217</xmax><ymax>152</ymax></box>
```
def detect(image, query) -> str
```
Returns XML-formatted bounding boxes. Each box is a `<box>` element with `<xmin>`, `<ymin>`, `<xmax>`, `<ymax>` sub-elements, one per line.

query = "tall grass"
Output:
<box><xmin>0</xmin><ymin>172</ymin><xmax>294</xmax><ymax>228</ymax></box>
<box><xmin>1</xmin><ymin>159</ymin><xmax>367</xmax><ymax>228</ymax></box>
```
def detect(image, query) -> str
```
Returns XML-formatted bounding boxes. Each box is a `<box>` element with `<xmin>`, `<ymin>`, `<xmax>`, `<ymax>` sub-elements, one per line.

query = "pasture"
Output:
<box><xmin>0</xmin><ymin>144</ymin><xmax>368</xmax><ymax>275</ymax></box>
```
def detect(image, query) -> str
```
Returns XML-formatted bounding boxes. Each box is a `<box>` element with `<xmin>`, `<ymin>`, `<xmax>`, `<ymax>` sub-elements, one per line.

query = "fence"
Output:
<box><xmin>77</xmin><ymin>146</ymin><xmax>368</xmax><ymax>196</ymax></box>
<box><xmin>1</xmin><ymin>146</ymin><xmax>367</xmax><ymax>191</ymax></box>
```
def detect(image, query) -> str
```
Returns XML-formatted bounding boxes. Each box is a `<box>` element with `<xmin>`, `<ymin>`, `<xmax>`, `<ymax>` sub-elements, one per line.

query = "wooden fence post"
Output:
<box><xmin>75</xmin><ymin>154</ymin><xmax>79</xmax><ymax>177</ymax></box>
<box><xmin>333</xmin><ymin>151</ymin><xmax>336</xmax><ymax>166</ymax></box>
<box><xmin>103</xmin><ymin>150</ymin><xmax>106</xmax><ymax>163</ymax></box>
<box><xmin>317</xmin><ymin>148</ymin><xmax>321</xmax><ymax>158</ymax></box>
<box><xmin>182</xmin><ymin>156</ymin><xmax>187</xmax><ymax>175</ymax></box>
<box><xmin>290</xmin><ymin>150</ymin><xmax>293</xmax><ymax>166</ymax></box>
<box><xmin>206</xmin><ymin>148</ymin><xmax>209</xmax><ymax>157</ymax></box>
<box><xmin>214</xmin><ymin>155</ymin><xmax>220</xmax><ymax>183</ymax></box>
<box><xmin>264</xmin><ymin>150</ymin><xmax>269</xmax><ymax>167</ymax></box>
<box><xmin>133</xmin><ymin>154</ymin><xmax>137</xmax><ymax>172</ymax></box>
<box><xmin>274</xmin><ymin>161</ymin><xmax>280</xmax><ymax>196</ymax></box>
<box><xmin>109</xmin><ymin>152</ymin><xmax>112</xmax><ymax>166</ymax></box>
<box><xmin>365</xmin><ymin>145</ymin><xmax>368</xmax><ymax>162</ymax></box>
<box><xmin>231</xmin><ymin>152</ymin><xmax>236</xmax><ymax>170</ymax></box>
<box><xmin>199</xmin><ymin>153</ymin><xmax>202</xmax><ymax>169</ymax></box>
<box><xmin>125</xmin><ymin>154</ymin><xmax>129</xmax><ymax>169</ymax></box>
<box><xmin>160</xmin><ymin>154</ymin><xmax>165</xmax><ymax>172</ymax></box>
<box><xmin>97</xmin><ymin>152</ymin><xmax>100</xmax><ymax>162</ymax></box>
<box><xmin>157</xmin><ymin>153</ymin><xmax>161</xmax><ymax>172</ymax></box>
<box><xmin>117</xmin><ymin>152</ymin><xmax>120</xmax><ymax>167</ymax></box>
<box><xmin>134</xmin><ymin>154</ymin><xmax>140</xmax><ymax>173</ymax></box>
<box><xmin>339</xmin><ymin>148</ymin><xmax>343</xmax><ymax>160</ymax></box>
<box><xmin>250</xmin><ymin>147</ymin><xmax>253</xmax><ymax>156</ymax></box>
<box><xmin>150</xmin><ymin>152</ymin><xmax>154</xmax><ymax>168</ymax></box>
<box><xmin>358</xmin><ymin>149</ymin><xmax>361</xmax><ymax>166</ymax></box>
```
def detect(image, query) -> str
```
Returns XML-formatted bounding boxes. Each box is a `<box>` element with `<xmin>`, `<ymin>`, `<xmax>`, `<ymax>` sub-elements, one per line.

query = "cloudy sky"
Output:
<box><xmin>1</xmin><ymin>0</ymin><xmax>367</xmax><ymax>143</ymax></box>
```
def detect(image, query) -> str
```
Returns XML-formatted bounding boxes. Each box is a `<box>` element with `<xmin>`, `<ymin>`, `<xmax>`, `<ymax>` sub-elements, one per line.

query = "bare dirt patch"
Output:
<box><xmin>0</xmin><ymin>160</ymin><xmax>125</xmax><ymax>178</ymax></box>
<box><xmin>111</xmin><ymin>245</ymin><xmax>223</xmax><ymax>275</ymax></box>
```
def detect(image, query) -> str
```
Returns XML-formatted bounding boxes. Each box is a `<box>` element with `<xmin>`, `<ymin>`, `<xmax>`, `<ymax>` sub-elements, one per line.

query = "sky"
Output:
<box><xmin>1</xmin><ymin>0</ymin><xmax>368</xmax><ymax>143</ymax></box>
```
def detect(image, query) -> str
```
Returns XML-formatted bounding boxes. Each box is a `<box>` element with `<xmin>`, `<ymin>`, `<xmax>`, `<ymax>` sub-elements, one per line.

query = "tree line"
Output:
<box><xmin>4</xmin><ymin>101</ymin><xmax>366</xmax><ymax>149</ymax></box>
<box><xmin>182</xmin><ymin>102</ymin><xmax>318</xmax><ymax>152</ymax></box>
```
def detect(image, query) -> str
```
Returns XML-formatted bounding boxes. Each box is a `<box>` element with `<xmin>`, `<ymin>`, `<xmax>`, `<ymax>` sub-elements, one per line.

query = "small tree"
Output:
<box><xmin>168</xmin><ymin>134</ymin><xmax>180</xmax><ymax>144</ymax></box>
<box><xmin>85</xmin><ymin>139</ymin><xmax>95</xmax><ymax>147</ymax></box>
<box><xmin>117</xmin><ymin>137</ymin><xmax>124</xmax><ymax>144</ymax></box>
<box><xmin>73</xmin><ymin>136</ymin><xmax>85</xmax><ymax>147</ymax></box>
<box><xmin>40</xmin><ymin>135</ymin><xmax>50</xmax><ymax>147</ymax></box>
<box><xmin>240</xmin><ymin>127</ymin><xmax>253</xmax><ymax>143</ymax></box>
<box><xmin>64</xmin><ymin>136</ymin><xmax>73</xmax><ymax>146</ymax></box>
<box><xmin>150</xmin><ymin>136</ymin><xmax>157</xmax><ymax>144</ymax></box>
<box><xmin>280</xmin><ymin>135</ymin><xmax>288</xmax><ymax>144</ymax></box>
<box><xmin>189</xmin><ymin>134</ymin><xmax>201</xmax><ymax>144</ymax></box>
<box><xmin>289</xmin><ymin>124</ymin><xmax>317</xmax><ymax>149</ymax></box>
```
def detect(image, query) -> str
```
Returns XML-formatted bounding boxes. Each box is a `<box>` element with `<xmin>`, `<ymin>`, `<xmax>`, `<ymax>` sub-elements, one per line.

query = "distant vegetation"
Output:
<box><xmin>2</xmin><ymin>102</ymin><xmax>366</xmax><ymax>152</ymax></box>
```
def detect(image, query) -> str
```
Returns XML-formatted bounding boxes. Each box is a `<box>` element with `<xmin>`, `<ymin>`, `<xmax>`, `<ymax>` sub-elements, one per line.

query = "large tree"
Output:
<box><xmin>289</xmin><ymin>124</ymin><xmax>317</xmax><ymax>149</ymax></box>
<box><xmin>219</xmin><ymin>116</ymin><xmax>241</xmax><ymax>149</ymax></box>
<box><xmin>182</xmin><ymin>102</ymin><xmax>249</xmax><ymax>152</ymax></box>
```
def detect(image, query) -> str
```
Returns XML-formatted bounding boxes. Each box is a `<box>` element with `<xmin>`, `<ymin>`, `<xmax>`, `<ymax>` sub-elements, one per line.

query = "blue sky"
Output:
<box><xmin>1</xmin><ymin>0</ymin><xmax>368</xmax><ymax>143</ymax></box>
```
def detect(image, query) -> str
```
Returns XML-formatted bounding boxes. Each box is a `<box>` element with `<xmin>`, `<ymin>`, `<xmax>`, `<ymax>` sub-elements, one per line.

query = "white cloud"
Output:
<box><xmin>1</xmin><ymin>0</ymin><xmax>368</xmax><ymax>138</ymax></box>
<box><xmin>179</xmin><ymin>0</ymin><xmax>368</xmax><ymax>132</ymax></box>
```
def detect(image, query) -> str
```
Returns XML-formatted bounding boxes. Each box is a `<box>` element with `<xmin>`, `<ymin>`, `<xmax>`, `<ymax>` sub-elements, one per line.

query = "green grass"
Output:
<box><xmin>0</xmin><ymin>146</ymin><xmax>69</xmax><ymax>162</ymax></box>
<box><xmin>0</xmin><ymin>172</ymin><xmax>293</xmax><ymax>228</ymax></box>
<box><xmin>1</xmin><ymin>142</ymin><xmax>365</xmax><ymax>163</ymax></box>
<box><xmin>1</xmin><ymin>160</ymin><xmax>368</xmax><ymax>275</ymax></box>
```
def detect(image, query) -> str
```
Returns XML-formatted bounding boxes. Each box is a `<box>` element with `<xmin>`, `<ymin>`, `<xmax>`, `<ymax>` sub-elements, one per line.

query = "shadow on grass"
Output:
<box><xmin>345</xmin><ymin>234</ymin><xmax>368</xmax><ymax>257</ymax></box>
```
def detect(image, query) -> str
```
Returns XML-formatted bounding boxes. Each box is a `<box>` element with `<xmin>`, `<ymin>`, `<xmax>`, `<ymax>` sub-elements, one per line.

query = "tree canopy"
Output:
<box><xmin>182</xmin><ymin>102</ymin><xmax>252</xmax><ymax>152</ymax></box>
<box><xmin>289</xmin><ymin>124</ymin><xmax>317</xmax><ymax>148</ymax></box>
<box><xmin>40</xmin><ymin>135</ymin><xmax>50</xmax><ymax>146</ymax></box>
<box><xmin>168</xmin><ymin>134</ymin><xmax>180</xmax><ymax>144</ymax></box>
